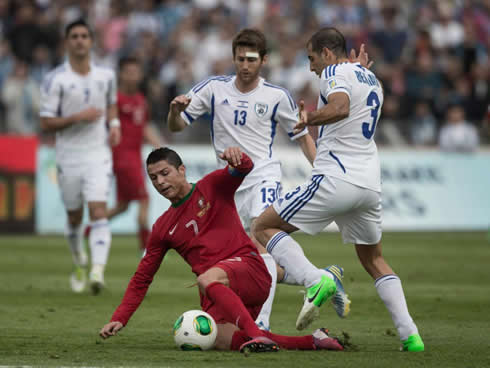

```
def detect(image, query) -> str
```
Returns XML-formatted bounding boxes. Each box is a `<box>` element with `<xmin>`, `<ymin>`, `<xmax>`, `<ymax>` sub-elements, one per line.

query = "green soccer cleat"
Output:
<box><xmin>89</xmin><ymin>266</ymin><xmax>105</xmax><ymax>295</ymax></box>
<box><xmin>325</xmin><ymin>265</ymin><xmax>351</xmax><ymax>318</ymax></box>
<box><xmin>402</xmin><ymin>334</ymin><xmax>425</xmax><ymax>352</ymax></box>
<box><xmin>296</xmin><ymin>275</ymin><xmax>336</xmax><ymax>330</ymax></box>
<box><xmin>70</xmin><ymin>265</ymin><xmax>87</xmax><ymax>293</ymax></box>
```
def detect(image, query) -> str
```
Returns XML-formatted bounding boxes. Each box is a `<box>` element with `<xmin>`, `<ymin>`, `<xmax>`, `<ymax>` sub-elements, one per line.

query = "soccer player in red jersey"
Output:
<box><xmin>109</xmin><ymin>57</ymin><xmax>162</xmax><ymax>250</ymax></box>
<box><xmin>99</xmin><ymin>147</ymin><xmax>344</xmax><ymax>353</ymax></box>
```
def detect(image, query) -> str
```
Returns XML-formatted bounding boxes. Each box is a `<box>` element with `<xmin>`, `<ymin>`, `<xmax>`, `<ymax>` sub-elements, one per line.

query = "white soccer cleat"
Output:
<box><xmin>70</xmin><ymin>265</ymin><xmax>87</xmax><ymax>293</ymax></box>
<box><xmin>296</xmin><ymin>275</ymin><xmax>336</xmax><ymax>330</ymax></box>
<box><xmin>89</xmin><ymin>265</ymin><xmax>105</xmax><ymax>295</ymax></box>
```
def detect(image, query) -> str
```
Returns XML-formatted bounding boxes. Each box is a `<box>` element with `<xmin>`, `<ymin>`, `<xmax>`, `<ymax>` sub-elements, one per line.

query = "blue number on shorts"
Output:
<box><xmin>285</xmin><ymin>186</ymin><xmax>301</xmax><ymax>200</ymax></box>
<box><xmin>234</xmin><ymin>110</ymin><xmax>247</xmax><ymax>126</ymax></box>
<box><xmin>260</xmin><ymin>187</ymin><xmax>277</xmax><ymax>204</ymax></box>
<box><xmin>362</xmin><ymin>91</ymin><xmax>380</xmax><ymax>139</ymax></box>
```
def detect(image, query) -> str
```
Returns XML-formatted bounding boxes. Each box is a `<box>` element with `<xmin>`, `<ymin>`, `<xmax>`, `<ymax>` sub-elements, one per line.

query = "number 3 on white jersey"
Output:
<box><xmin>185</xmin><ymin>220</ymin><xmax>199</xmax><ymax>235</ymax></box>
<box><xmin>362</xmin><ymin>91</ymin><xmax>381</xmax><ymax>139</ymax></box>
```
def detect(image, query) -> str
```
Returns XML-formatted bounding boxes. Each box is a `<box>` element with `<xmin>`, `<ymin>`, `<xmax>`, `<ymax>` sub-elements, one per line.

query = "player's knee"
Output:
<box><xmin>89</xmin><ymin>206</ymin><xmax>107</xmax><ymax>221</ymax></box>
<box><xmin>197</xmin><ymin>269</ymin><xmax>228</xmax><ymax>292</ymax></box>
<box><xmin>196</xmin><ymin>273</ymin><xmax>215</xmax><ymax>292</ymax></box>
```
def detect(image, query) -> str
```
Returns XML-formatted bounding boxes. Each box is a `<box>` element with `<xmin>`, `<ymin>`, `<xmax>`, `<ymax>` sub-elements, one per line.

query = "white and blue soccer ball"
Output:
<box><xmin>173</xmin><ymin>310</ymin><xmax>217</xmax><ymax>351</ymax></box>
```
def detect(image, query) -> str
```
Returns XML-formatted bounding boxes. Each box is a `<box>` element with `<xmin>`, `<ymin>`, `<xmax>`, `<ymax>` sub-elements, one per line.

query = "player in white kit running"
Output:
<box><xmin>40</xmin><ymin>19</ymin><xmax>120</xmax><ymax>295</ymax></box>
<box><xmin>167</xmin><ymin>29</ymin><xmax>318</xmax><ymax>331</ymax></box>
<box><xmin>254</xmin><ymin>27</ymin><xmax>424</xmax><ymax>352</ymax></box>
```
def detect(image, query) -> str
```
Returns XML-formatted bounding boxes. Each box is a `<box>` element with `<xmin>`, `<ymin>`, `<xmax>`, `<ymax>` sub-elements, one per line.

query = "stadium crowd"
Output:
<box><xmin>0</xmin><ymin>0</ymin><xmax>488</xmax><ymax>151</ymax></box>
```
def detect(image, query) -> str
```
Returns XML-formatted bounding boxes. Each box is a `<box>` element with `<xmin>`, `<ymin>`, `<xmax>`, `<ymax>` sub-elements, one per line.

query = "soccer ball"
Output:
<box><xmin>173</xmin><ymin>310</ymin><xmax>217</xmax><ymax>351</ymax></box>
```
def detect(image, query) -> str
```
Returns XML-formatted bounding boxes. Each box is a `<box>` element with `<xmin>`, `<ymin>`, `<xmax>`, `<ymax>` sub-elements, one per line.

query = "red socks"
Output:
<box><xmin>230</xmin><ymin>330</ymin><xmax>315</xmax><ymax>351</ymax></box>
<box><xmin>204</xmin><ymin>282</ymin><xmax>264</xmax><ymax>339</ymax></box>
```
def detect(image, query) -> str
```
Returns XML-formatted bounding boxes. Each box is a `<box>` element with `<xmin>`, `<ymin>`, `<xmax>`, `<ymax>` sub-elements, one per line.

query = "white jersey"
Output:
<box><xmin>314</xmin><ymin>62</ymin><xmax>383</xmax><ymax>192</ymax></box>
<box><xmin>181</xmin><ymin>75</ymin><xmax>307</xmax><ymax>190</ymax></box>
<box><xmin>40</xmin><ymin>61</ymin><xmax>117</xmax><ymax>165</ymax></box>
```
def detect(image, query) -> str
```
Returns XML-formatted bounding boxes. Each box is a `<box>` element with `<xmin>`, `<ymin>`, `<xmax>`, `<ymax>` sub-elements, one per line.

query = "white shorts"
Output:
<box><xmin>273</xmin><ymin>175</ymin><xmax>382</xmax><ymax>245</ymax></box>
<box><xmin>235</xmin><ymin>180</ymin><xmax>282</xmax><ymax>231</ymax></box>
<box><xmin>57</xmin><ymin>158</ymin><xmax>113</xmax><ymax>211</ymax></box>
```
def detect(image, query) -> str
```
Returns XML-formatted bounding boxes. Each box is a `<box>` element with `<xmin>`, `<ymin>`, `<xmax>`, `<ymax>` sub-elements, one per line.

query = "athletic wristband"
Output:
<box><xmin>109</xmin><ymin>118</ymin><xmax>120</xmax><ymax>128</ymax></box>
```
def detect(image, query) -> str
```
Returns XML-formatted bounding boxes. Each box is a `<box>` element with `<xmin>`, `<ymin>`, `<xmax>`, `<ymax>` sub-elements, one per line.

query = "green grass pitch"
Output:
<box><xmin>1</xmin><ymin>232</ymin><xmax>489</xmax><ymax>367</ymax></box>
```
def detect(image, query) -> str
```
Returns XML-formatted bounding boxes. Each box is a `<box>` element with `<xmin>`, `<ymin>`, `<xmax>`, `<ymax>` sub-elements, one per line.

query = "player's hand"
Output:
<box><xmin>109</xmin><ymin>126</ymin><xmax>121</xmax><ymax>146</ymax></box>
<box><xmin>77</xmin><ymin>107</ymin><xmax>103</xmax><ymax>123</ymax></box>
<box><xmin>99</xmin><ymin>321</ymin><xmax>124</xmax><ymax>339</ymax></box>
<box><xmin>293</xmin><ymin>100</ymin><xmax>308</xmax><ymax>134</ymax></box>
<box><xmin>170</xmin><ymin>95</ymin><xmax>191</xmax><ymax>114</ymax></box>
<box><xmin>219</xmin><ymin>147</ymin><xmax>242</xmax><ymax>167</ymax></box>
<box><xmin>350</xmin><ymin>44</ymin><xmax>373</xmax><ymax>69</ymax></box>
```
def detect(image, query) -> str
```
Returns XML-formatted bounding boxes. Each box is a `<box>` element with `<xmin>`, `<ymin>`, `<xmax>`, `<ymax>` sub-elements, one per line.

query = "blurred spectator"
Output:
<box><xmin>0</xmin><ymin>0</ymin><xmax>486</xmax><ymax>147</ymax></box>
<box><xmin>430</xmin><ymin>2</ymin><xmax>464</xmax><ymax>50</ymax></box>
<box><xmin>376</xmin><ymin>95</ymin><xmax>407</xmax><ymax>146</ymax></box>
<box><xmin>369</xmin><ymin>4</ymin><xmax>407</xmax><ymax>64</ymax></box>
<box><xmin>1</xmin><ymin>59</ymin><xmax>40</xmax><ymax>135</ymax></box>
<box><xmin>439</xmin><ymin>104</ymin><xmax>479</xmax><ymax>152</ymax></box>
<box><xmin>410</xmin><ymin>100</ymin><xmax>437</xmax><ymax>146</ymax></box>
<box><xmin>6</xmin><ymin>1</ymin><xmax>44</xmax><ymax>63</ymax></box>
<box><xmin>404</xmin><ymin>52</ymin><xmax>443</xmax><ymax>115</ymax></box>
<box><xmin>30</xmin><ymin>45</ymin><xmax>53</xmax><ymax>84</ymax></box>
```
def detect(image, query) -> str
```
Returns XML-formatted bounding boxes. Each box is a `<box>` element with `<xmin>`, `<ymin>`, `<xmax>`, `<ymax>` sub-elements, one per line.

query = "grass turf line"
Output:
<box><xmin>0</xmin><ymin>232</ymin><xmax>489</xmax><ymax>367</ymax></box>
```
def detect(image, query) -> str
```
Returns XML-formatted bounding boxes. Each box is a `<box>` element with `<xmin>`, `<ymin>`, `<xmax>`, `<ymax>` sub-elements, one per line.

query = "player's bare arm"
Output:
<box><xmin>107</xmin><ymin>103</ymin><xmax>121</xmax><ymax>147</ymax></box>
<box><xmin>40</xmin><ymin>107</ymin><xmax>102</xmax><ymax>132</ymax></box>
<box><xmin>99</xmin><ymin>321</ymin><xmax>123</xmax><ymax>339</ymax></box>
<box><xmin>219</xmin><ymin>147</ymin><xmax>243</xmax><ymax>167</ymax></box>
<box><xmin>294</xmin><ymin>93</ymin><xmax>349</xmax><ymax>133</ymax></box>
<box><xmin>167</xmin><ymin>95</ymin><xmax>191</xmax><ymax>132</ymax></box>
<box><xmin>296</xmin><ymin>133</ymin><xmax>316</xmax><ymax>165</ymax></box>
<box><xmin>144</xmin><ymin>124</ymin><xmax>164</xmax><ymax>148</ymax></box>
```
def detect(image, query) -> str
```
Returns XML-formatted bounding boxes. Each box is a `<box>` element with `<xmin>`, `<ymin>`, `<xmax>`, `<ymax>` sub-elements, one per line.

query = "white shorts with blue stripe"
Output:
<box><xmin>235</xmin><ymin>180</ymin><xmax>282</xmax><ymax>232</ymax></box>
<box><xmin>272</xmin><ymin>175</ymin><xmax>382</xmax><ymax>245</ymax></box>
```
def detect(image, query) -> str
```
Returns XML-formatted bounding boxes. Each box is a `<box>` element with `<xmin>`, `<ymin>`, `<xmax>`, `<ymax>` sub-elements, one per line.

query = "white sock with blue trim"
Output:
<box><xmin>266</xmin><ymin>231</ymin><xmax>326</xmax><ymax>288</ymax></box>
<box><xmin>254</xmin><ymin>253</ymin><xmax>277</xmax><ymax>330</ymax></box>
<box><xmin>65</xmin><ymin>222</ymin><xmax>87</xmax><ymax>267</ymax></box>
<box><xmin>375</xmin><ymin>274</ymin><xmax>418</xmax><ymax>341</ymax></box>
<box><xmin>89</xmin><ymin>218</ymin><xmax>112</xmax><ymax>267</ymax></box>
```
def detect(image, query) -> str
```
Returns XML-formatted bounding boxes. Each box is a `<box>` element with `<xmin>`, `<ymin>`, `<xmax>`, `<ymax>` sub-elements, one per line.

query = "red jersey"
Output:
<box><xmin>112</xmin><ymin>91</ymin><xmax>148</xmax><ymax>168</ymax></box>
<box><xmin>111</xmin><ymin>154</ymin><xmax>257</xmax><ymax>325</ymax></box>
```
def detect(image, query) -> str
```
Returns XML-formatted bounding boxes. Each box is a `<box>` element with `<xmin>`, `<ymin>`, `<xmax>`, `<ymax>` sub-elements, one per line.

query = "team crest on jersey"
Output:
<box><xmin>254</xmin><ymin>103</ymin><xmax>268</xmax><ymax>117</ymax></box>
<box><xmin>197</xmin><ymin>196</ymin><xmax>211</xmax><ymax>217</ymax></box>
<box><xmin>329</xmin><ymin>79</ymin><xmax>337</xmax><ymax>88</ymax></box>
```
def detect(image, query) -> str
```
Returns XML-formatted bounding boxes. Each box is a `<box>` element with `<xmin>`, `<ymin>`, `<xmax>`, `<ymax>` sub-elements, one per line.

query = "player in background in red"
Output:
<box><xmin>99</xmin><ymin>147</ymin><xmax>344</xmax><ymax>353</ymax></box>
<box><xmin>86</xmin><ymin>57</ymin><xmax>162</xmax><ymax>251</ymax></box>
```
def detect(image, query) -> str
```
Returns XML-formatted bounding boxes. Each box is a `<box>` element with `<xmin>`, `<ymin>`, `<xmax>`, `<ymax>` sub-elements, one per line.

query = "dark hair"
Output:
<box><xmin>308</xmin><ymin>27</ymin><xmax>347</xmax><ymax>57</ymax></box>
<box><xmin>232</xmin><ymin>28</ymin><xmax>267</xmax><ymax>59</ymax></box>
<box><xmin>65</xmin><ymin>19</ymin><xmax>92</xmax><ymax>39</ymax></box>
<box><xmin>118</xmin><ymin>57</ymin><xmax>141</xmax><ymax>70</ymax></box>
<box><xmin>146</xmin><ymin>147</ymin><xmax>183</xmax><ymax>169</ymax></box>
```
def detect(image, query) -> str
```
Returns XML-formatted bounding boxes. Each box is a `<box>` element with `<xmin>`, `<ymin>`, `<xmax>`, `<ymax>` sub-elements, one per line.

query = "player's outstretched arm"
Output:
<box><xmin>297</xmin><ymin>133</ymin><xmax>316</xmax><ymax>166</ymax></box>
<box><xmin>167</xmin><ymin>95</ymin><xmax>191</xmax><ymax>132</ymax></box>
<box><xmin>99</xmin><ymin>321</ymin><xmax>123</xmax><ymax>339</ymax></box>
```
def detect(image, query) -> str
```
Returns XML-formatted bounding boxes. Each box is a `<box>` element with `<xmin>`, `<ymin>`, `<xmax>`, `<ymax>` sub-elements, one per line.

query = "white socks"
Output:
<box><xmin>89</xmin><ymin>218</ymin><xmax>112</xmax><ymax>266</ymax></box>
<box><xmin>375</xmin><ymin>274</ymin><xmax>418</xmax><ymax>341</ymax></box>
<box><xmin>266</xmin><ymin>231</ymin><xmax>325</xmax><ymax>288</ymax></box>
<box><xmin>255</xmin><ymin>253</ymin><xmax>277</xmax><ymax>329</ymax></box>
<box><xmin>65</xmin><ymin>223</ymin><xmax>87</xmax><ymax>266</ymax></box>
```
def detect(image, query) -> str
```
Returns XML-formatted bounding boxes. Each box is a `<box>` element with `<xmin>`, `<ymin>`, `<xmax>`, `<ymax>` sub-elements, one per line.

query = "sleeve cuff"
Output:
<box><xmin>180</xmin><ymin>111</ymin><xmax>194</xmax><ymax>125</ymax></box>
<box><xmin>288</xmin><ymin>128</ymin><xmax>308</xmax><ymax>141</ymax></box>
